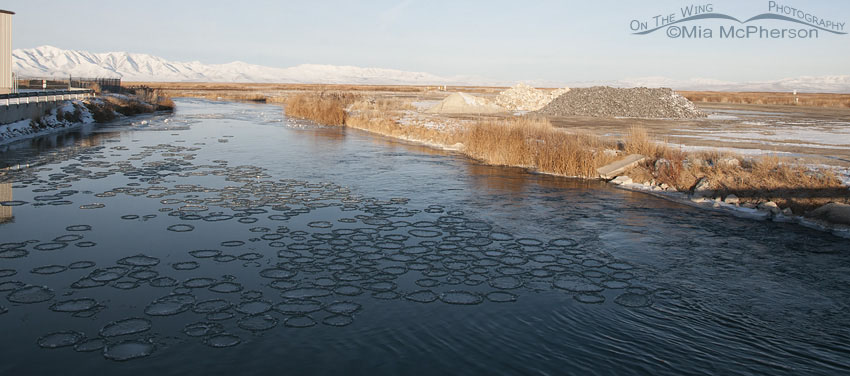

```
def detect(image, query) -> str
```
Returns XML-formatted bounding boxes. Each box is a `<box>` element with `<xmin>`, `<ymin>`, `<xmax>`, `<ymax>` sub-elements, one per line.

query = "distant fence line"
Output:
<box><xmin>15</xmin><ymin>76</ymin><xmax>121</xmax><ymax>93</ymax></box>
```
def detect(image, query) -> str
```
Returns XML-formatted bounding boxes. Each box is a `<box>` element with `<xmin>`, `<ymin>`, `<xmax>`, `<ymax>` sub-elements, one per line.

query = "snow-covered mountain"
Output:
<box><xmin>12</xmin><ymin>46</ymin><xmax>850</xmax><ymax>92</ymax></box>
<box><xmin>12</xmin><ymin>45</ymin><xmax>464</xmax><ymax>85</ymax></box>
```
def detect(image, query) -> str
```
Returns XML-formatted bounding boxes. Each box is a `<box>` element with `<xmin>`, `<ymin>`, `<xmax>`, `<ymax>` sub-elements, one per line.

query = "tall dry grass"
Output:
<box><xmin>285</xmin><ymin>94</ymin><xmax>617</xmax><ymax>177</ymax></box>
<box><xmin>621</xmin><ymin>131</ymin><xmax>847</xmax><ymax>213</ymax></box>
<box><xmin>464</xmin><ymin>118</ymin><xmax>551</xmax><ymax>167</ymax></box>
<box><xmin>348</xmin><ymin>112</ymin><xmax>616</xmax><ymax>177</ymax></box>
<box><xmin>124</xmin><ymin>86</ymin><xmax>176</xmax><ymax>111</ymax></box>
<box><xmin>349</xmin><ymin>98</ymin><xmax>415</xmax><ymax>112</ymax></box>
<box><xmin>345</xmin><ymin>99</ymin><xmax>461</xmax><ymax>146</ymax></box>
<box><xmin>464</xmin><ymin>117</ymin><xmax>617</xmax><ymax>177</ymax></box>
<box><xmin>284</xmin><ymin>92</ymin><xmax>357</xmax><ymax>126</ymax></box>
<box><xmin>681</xmin><ymin>91</ymin><xmax>850</xmax><ymax>108</ymax></box>
<box><xmin>346</xmin><ymin>114</ymin><xmax>463</xmax><ymax>146</ymax></box>
<box><xmin>624</xmin><ymin>126</ymin><xmax>655</xmax><ymax>156</ymax></box>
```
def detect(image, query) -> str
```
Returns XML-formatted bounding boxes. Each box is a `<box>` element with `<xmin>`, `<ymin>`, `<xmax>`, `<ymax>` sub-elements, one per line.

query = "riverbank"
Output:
<box><xmin>3</xmin><ymin>97</ymin><xmax>847</xmax><ymax>374</ymax></box>
<box><xmin>278</xmin><ymin>92</ymin><xmax>849</xmax><ymax>235</ymax></box>
<box><xmin>0</xmin><ymin>88</ymin><xmax>175</xmax><ymax>146</ymax></box>
<box><xmin>122</xmin><ymin>84</ymin><xmax>849</xmax><ymax>232</ymax></box>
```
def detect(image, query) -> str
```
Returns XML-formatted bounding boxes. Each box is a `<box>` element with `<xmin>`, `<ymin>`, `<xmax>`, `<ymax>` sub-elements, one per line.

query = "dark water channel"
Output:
<box><xmin>0</xmin><ymin>99</ymin><xmax>848</xmax><ymax>375</ymax></box>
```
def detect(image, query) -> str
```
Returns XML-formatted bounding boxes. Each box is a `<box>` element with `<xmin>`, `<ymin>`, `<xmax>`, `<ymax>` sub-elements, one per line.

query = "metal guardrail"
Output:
<box><xmin>0</xmin><ymin>89</ymin><xmax>95</xmax><ymax>106</ymax></box>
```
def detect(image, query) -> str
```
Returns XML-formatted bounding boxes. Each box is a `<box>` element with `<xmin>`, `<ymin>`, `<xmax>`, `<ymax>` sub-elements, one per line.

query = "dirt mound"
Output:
<box><xmin>495</xmin><ymin>83</ymin><xmax>570</xmax><ymax>111</ymax></box>
<box><xmin>536</xmin><ymin>86</ymin><xmax>706</xmax><ymax>119</ymax></box>
<box><xmin>426</xmin><ymin>93</ymin><xmax>503</xmax><ymax>114</ymax></box>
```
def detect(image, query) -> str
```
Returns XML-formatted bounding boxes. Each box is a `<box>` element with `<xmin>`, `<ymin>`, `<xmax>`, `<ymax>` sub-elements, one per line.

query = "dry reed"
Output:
<box><xmin>681</xmin><ymin>91</ymin><xmax>850</xmax><ymax>108</ymax></box>
<box><xmin>284</xmin><ymin>92</ymin><xmax>357</xmax><ymax>126</ymax></box>
<box><xmin>344</xmin><ymin>100</ymin><xmax>461</xmax><ymax>146</ymax></box>
<box><xmin>349</xmin><ymin>98</ymin><xmax>415</xmax><ymax>112</ymax></box>
<box><xmin>464</xmin><ymin>117</ymin><xmax>616</xmax><ymax>177</ymax></box>
<box><xmin>622</xmin><ymin>133</ymin><xmax>847</xmax><ymax>213</ymax></box>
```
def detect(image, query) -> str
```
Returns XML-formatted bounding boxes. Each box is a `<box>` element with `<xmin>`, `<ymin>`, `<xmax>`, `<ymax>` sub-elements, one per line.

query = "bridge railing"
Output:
<box><xmin>0</xmin><ymin>89</ymin><xmax>95</xmax><ymax>106</ymax></box>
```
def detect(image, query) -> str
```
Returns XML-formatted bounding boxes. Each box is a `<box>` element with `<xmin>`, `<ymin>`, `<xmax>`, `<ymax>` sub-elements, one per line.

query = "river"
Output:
<box><xmin>1</xmin><ymin>98</ymin><xmax>848</xmax><ymax>375</ymax></box>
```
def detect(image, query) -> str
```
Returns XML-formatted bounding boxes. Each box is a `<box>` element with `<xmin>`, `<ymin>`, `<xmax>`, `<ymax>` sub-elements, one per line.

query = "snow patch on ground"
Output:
<box><xmin>679</xmin><ymin>127</ymin><xmax>850</xmax><ymax>149</ymax></box>
<box><xmin>458</xmin><ymin>93</ymin><xmax>478</xmax><ymax>106</ymax></box>
<box><xmin>706</xmin><ymin>114</ymin><xmax>740</xmax><ymax>120</ymax></box>
<box><xmin>399</xmin><ymin>111</ymin><xmax>467</xmax><ymax>132</ymax></box>
<box><xmin>0</xmin><ymin>100</ymin><xmax>97</xmax><ymax>145</ymax></box>
<box><xmin>411</xmin><ymin>100</ymin><xmax>439</xmax><ymax>111</ymax></box>
<box><xmin>665</xmin><ymin>143</ymin><xmax>795</xmax><ymax>156</ymax></box>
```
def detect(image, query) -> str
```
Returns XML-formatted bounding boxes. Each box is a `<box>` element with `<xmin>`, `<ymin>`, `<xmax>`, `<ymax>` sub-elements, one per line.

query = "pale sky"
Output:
<box><xmin>5</xmin><ymin>0</ymin><xmax>850</xmax><ymax>82</ymax></box>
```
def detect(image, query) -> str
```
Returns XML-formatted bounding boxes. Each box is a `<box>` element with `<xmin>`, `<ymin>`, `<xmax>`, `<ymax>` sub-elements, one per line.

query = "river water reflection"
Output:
<box><xmin>0</xmin><ymin>99</ymin><xmax>848</xmax><ymax>375</ymax></box>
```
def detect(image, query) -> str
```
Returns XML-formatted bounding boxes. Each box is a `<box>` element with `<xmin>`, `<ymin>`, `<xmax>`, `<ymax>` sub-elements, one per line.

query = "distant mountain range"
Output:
<box><xmin>12</xmin><ymin>46</ymin><xmax>466</xmax><ymax>85</ymax></box>
<box><xmin>12</xmin><ymin>46</ymin><xmax>850</xmax><ymax>92</ymax></box>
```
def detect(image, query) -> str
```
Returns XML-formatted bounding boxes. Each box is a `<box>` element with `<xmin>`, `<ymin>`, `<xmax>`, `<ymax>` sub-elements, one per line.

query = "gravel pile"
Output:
<box><xmin>495</xmin><ymin>83</ymin><xmax>570</xmax><ymax>111</ymax></box>
<box><xmin>536</xmin><ymin>86</ymin><xmax>706</xmax><ymax>119</ymax></box>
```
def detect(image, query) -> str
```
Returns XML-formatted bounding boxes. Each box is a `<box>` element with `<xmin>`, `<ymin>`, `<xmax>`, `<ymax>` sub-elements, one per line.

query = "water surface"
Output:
<box><xmin>1</xmin><ymin>99</ymin><xmax>848</xmax><ymax>375</ymax></box>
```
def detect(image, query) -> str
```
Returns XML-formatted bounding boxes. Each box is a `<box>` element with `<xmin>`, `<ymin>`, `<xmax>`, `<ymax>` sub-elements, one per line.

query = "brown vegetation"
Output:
<box><xmin>346</xmin><ymin>113</ymin><xmax>463</xmax><ymax>146</ymax></box>
<box><xmin>182</xmin><ymin>92</ymin><xmax>272</xmax><ymax>103</ymax></box>
<box><xmin>349</xmin><ymin>98</ymin><xmax>415</xmax><ymax>112</ymax></box>
<box><xmin>681</xmin><ymin>91</ymin><xmax>850</xmax><ymax>108</ymax></box>
<box><xmin>284</xmin><ymin>92</ymin><xmax>358</xmax><ymax>126</ymax></box>
<box><xmin>295</xmin><ymin>95</ymin><xmax>618</xmax><ymax>178</ymax></box>
<box><xmin>126</xmin><ymin>86</ymin><xmax>177</xmax><ymax>111</ymax></box>
<box><xmin>345</xmin><ymin>112</ymin><xmax>462</xmax><ymax>147</ymax></box>
<box><xmin>464</xmin><ymin>117</ymin><xmax>616</xmax><ymax>177</ymax></box>
<box><xmin>623</xmin><ymin>140</ymin><xmax>847</xmax><ymax>213</ymax></box>
<box><xmin>56</xmin><ymin>104</ymin><xmax>84</xmax><ymax>123</ymax></box>
<box><xmin>83</xmin><ymin>100</ymin><xmax>117</xmax><ymax>123</ymax></box>
<box><xmin>81</xmin><ymin>89</ymin><xmax>175</xmax><ymax>123</ymax></box>
<box><xmin>102</xmin><ymin>95</ymin><xmax>155</xmax><ymax>116</ymax></box>
<box><xmin>345</xmin><ymin>98</ymin><xmax>459</xmax><ymax>145</ymax></box>
<box><xmin>94</xmin><ymin>87</ymin><xmax>177</xmax><ymax>116</ymax></box>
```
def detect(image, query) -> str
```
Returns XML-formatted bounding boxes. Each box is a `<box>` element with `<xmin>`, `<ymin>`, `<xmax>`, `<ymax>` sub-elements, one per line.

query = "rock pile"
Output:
<box><xmin>495</xmin><ymin>83</ymin><xmax>570</xmax><ymax>111</ymax></box>
<box><xmin>536</xmin><ymin>86</ymin><xmax>706</xmax><ymax>119</ymax></box>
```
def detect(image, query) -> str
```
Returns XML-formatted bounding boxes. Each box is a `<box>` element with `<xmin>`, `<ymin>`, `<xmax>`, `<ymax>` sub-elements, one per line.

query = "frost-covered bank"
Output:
<box><xmin>282</xmin><ymin>91</ymin><xmax>849</xmax><ymax>234</ymax></box>
<box><xmin>0</xmin><ymin>100</ymin><xmax>96</xmax><ymax>145</ymax></box>
<box><xmin>0</xmin><ymin>89</ymin><xmax>174</xmax><ymax>146</ymax></box>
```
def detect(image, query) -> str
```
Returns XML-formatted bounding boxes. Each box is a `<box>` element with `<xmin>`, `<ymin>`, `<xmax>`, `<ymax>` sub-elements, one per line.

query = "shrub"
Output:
<box><xmin>464</xmin><ymin>117</ymin><xmax>615</xmax><ymax>177</ymax></box>
<box><xmin>84</xmin><ymin>101</ymin><xmax>116</xmax><ymax>123</ymax></box>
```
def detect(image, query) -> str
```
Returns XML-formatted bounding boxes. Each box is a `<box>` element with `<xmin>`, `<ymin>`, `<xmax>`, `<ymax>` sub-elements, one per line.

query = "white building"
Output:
<box><xmin>0</xmin><ymin>10</ymin><xmax>13</xmax><ymax>94</ymax></box>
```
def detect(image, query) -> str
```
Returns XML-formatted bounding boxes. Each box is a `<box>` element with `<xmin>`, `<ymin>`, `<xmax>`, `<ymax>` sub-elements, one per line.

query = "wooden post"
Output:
<box><xmin>0</xmin><ymin>184</ymin><xmax>12</xmax><ymax>223</ymax></box>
